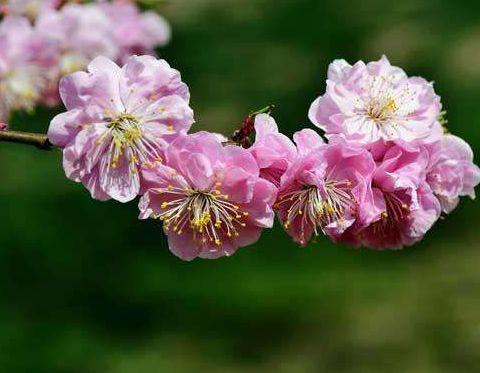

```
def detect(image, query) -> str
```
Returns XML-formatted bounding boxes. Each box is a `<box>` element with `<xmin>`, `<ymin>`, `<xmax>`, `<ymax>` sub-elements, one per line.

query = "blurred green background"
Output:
<box><xmin>1</xmin><ymin>0</ymin><xmax>480</xmax><ymax>371</ymax></box>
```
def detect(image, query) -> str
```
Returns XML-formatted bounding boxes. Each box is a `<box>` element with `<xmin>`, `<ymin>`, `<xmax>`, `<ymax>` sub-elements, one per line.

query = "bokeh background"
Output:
<box><xmin>1</xmin><ymin>0</ymin><xmax>480</xmax><ymax>371</ymax></box>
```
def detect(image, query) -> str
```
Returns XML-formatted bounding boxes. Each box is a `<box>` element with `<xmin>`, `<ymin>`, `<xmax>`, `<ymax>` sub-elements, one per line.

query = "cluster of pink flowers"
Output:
<box><xmin>0</xmin><ymin>0</ymin><xmax>170</xmax><ymax>121</ymax></box>
<box><xmin>48</xmin><ymin>54</ymin><xmax>479</xmax><ymax>260</ymax></box>
<box><xmin>283</xmin><ymin>56</ymin><xmax>479</xmax><ymax>249</ymax></box>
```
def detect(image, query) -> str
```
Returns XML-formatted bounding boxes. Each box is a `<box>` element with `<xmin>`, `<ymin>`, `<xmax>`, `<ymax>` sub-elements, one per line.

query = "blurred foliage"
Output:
<box><xmin>1</xmin><ymin>0</ymin><xmax>480</xmax><ymax>372</ymax></box>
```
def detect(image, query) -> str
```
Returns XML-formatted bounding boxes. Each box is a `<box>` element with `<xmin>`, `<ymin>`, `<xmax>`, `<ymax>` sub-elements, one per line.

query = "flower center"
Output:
<box><xmin>0</xmin><ymin>66</ymin><xmax>45</xmax><ymax>111</ymax></box>
<box><xmin>366</xmin><ymin>96</ymin><xmax>398</xmax><ymax>122</ymax></box>
<box><xmin>25</xmin><ymin>2</ymin><xmax>40</xmax><ymax>19</ymax></box>
<box><xmin>277</xmin><ymin>179</ymin><xmax>354</xmax><ymax>244</ymax></box>
<box><xmin>156</xmin><ymin>184</ymin><xmax>249</xmax><ymax>246</ymax></box>
<box><xmin>368</xmin><ymin>192</ymin><xmax>410</xmax><ymax>241</ymax></box>
<box><xmin>98</xmin><ymin>113</ymin><xmax>163</xmax><ymax>169</ymax></box>
<box><xmin>60</xmin><ymin>53</ymin><xmax>89</xmax><ymax>75</ymax></box>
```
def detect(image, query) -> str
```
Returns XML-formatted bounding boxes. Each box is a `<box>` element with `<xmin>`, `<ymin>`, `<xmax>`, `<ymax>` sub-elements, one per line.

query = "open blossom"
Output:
<box><xmin>35</xmin><ymin>2</ymin><xmax>172</xmax><ymax>106</ymax></box>
<box><xmin>309</xmin><ymin>56</ymin><xmax>442</xmax><ymax>145</ymax></box>
<box><xmin>0</xmin><ymin>2</ymin><xmax>173</xmax><ymax>113</ymax></box>
<box><xmin>426</xmin><ymin>134</ymin><xmax>480</xmax><ymax>213</ymax></box>
<box><xmin>99</xmin><ymin>0</ymin><xmax>171</xmax><ymax>62</ymax></box>
<box><xmin>354</xmin><ymin>142</ymin><xmax>441</xmax><ymax>249</ymax></box>
<box><xmin>248</xmin><ymin>113</ymin><xmax>297</xmax><ymax>187</ymax></box>
<box><xmin>35</xmin><ymin>2</ymin><xmax>119</xmax><ymax>105</ymax></box>
<box><xmin>275</xmin><ymin>130</ymin><xmax>376</xmax><ymax>245</ymax></box>
<box><xmin>0</xmin><ymin>16</ymin><xmax>56</xmax><ymax>120</ymax></box>
<box><xmin>48</xmin><ymin>55</ymin><xmax>193</xmax><ymax>202</ymax></box>
<box><xmin>36</xmin><ymin>3</ymin><xmax>119</xmax><ymax>65</ymax></box>
<box><xmin>139</xmin><ymin>132</ymin><xmax>277</xmax><ymax>260</ymax></box>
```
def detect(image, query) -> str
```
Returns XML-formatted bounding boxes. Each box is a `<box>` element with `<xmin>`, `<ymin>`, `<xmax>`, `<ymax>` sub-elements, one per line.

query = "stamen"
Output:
<box><xmin>367</xmin><ymin>95</ymin><xmax>397</xmax><ymax>121</ymax></box>
<box><xmin>99</xmin><ymin>113</ymin><xmax>164</xmax><ymax>171</ymax></box>
<box><xmin>277</xmin><ymin>179</ymin><xmax>355</xmax><ymax>243</ymax></box>
<box><xmin>156</xmin><ymin>188</ymin><xmax>249</xmax><ymax>247</ymax></box>
<box><xmin>370</xmin><ymin>192</ymin><xmax>409</xmax><ymax>240</ymax></box>
<box><xmin>353</xmin><ymin>75</ymin><xmax>418</xmax><ymax>136</ymax></box>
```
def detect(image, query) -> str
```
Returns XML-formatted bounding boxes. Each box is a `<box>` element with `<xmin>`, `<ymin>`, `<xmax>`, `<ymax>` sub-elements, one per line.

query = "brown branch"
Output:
<box><xmin>0</xmin><ymin>130</ymin><xmax>53</xmax><ymax>150</ymax></box>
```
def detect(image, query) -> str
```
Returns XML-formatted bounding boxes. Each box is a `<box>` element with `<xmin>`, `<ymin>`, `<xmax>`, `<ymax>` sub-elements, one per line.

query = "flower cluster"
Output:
<box><xmin>282</xmin><ymin>56</ymin><xmax>480</xmax><ymax>249</ymax></box>
<box><xmin>0</xmin><ymin>0</ymin><xmax>170</xmax><ymax>120</ymax></box>
<box><xmin>48</xmin><ymin>54</ymin><xmax>479</xmax><ymax>260</ymax></box>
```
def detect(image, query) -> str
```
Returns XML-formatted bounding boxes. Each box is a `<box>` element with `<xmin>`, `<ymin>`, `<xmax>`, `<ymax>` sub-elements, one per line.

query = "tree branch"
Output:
<box><xmin>0</xmin><ymin>130</ymin><xmax>53</xmax><ymax>150</ymax></box>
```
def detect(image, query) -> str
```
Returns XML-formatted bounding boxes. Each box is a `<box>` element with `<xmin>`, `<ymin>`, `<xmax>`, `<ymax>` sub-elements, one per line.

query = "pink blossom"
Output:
<box><xmin>5</xmin><ymin>0</ymin><xmax>60</xmax><ymax>20</ymax></box>
<box><xmin>0</xmin><ymin>16</ymin><xmax>57</xmax><ymax>120</ymax></box>
<box><xmin>248</xmin><ymin>113</ymin><xmax>297</xmax><ymax>187</ymax></box>
<box><xmin>36</xmin><ymin>3</ymin><xmax>118</xmax><ymax>66</ymax></box>
<box><xmin>35</xmin><ymin>3</ymin><xmax>119</xmax><ymax>105</ymax></box>
<box><xmin>48</xmin><ymin>55</ymin><xmax>193</xmax><ymax>202</ymax></box>
<box><xmin>354</xmin><ymin>142</ymin><xmax>441</xmax><ymax>249</ymax></box>
<box><xmin>138</xmin><ymin>132</ymin><xmax>277</xmax><ymax>260</ymax></box>
<box><xmin>309</xmin><ymin>56</ymin><xmax>442</xmax><ymax>145</ymax></box>
<box><xmin>426</xmin><ymin>134</ymin><xmax>480</xmax><ymax>213</ymax></box>
<box><xmin>275</xmin><ymin>131</ymin><xmax>376</xmax><ymax>246</ymax></box>
<box><xmin>99</xmin><ymin>0</ymin><xmax>171</xmax><ymax>62</ymax></box>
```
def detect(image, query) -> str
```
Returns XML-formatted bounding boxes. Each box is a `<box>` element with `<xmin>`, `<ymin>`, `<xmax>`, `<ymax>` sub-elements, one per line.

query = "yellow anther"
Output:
<box><xmin>191</xmin><ymin>211</ymin><xmax>211</xmax><ymax>232</ymax></box>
